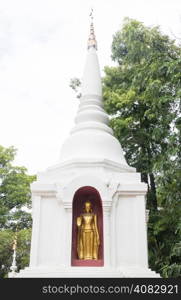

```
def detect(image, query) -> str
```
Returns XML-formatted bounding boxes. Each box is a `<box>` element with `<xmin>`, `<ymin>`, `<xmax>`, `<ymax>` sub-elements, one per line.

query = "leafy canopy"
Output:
<box><xmin>103</xmin><ymin>18</ymin><xmax>181</xmax><ymax>210</ymax></box>
<box><xmin>0</xmin><ymin>145</ymin><xmax>36</xmax><ymax>230</ymax></box>
<box><xmin>0</xmin><ymin>145</ymin><xmax>35</xmax><ymax>277</ymax></box>
<box><xmin>103</xmin><ymin>18</ymin><xmax>181</xmax><ymax>277</ymax></box>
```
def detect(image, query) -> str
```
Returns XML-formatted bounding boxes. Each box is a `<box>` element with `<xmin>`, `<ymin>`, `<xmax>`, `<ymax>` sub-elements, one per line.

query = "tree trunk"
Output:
<box><xmin>141</xmin><ymin>172</ymin><xmax>148</xmax><ymax>184</ymax></box>
<box><xmin>149</xmin><ymin>172</ymin><xmax>157</xmax><ymax>210</ymax></box>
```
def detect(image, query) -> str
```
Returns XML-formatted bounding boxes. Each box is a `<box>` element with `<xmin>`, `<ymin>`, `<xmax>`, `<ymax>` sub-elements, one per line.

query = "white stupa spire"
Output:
<box><xmin>8</xmin><ymin>232</ymin><xmax>18</xmax><ymax>278</ymax></box>
<box><xmin>81</xmin><ymin>15</ymin><xmax>101</xmax><ymax>98</ymax></box>
<box><xmin>59</xmin><ymin>13</ymin><xmax>130</xmax><ymax>169</ymax></box>
<box><xmin>73</xmin><ymin>15</ymin><xmax>111</xmax><ymax>136</ymax></box>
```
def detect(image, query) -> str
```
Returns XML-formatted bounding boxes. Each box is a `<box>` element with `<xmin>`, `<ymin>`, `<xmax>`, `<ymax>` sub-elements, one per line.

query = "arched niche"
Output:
<box><xmin>71</xmin><ymin>186</ymin><xmax>104</xmax><ymax>266</ymax></box>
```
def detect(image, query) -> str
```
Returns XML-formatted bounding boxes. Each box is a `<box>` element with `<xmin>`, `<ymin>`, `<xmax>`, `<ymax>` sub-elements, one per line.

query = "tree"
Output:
<box><xmin>0</xmin><ymin>230</ymin><xmax>14</xmax><ymax>277</ymax></box>
<box><xmin>0</xmin><ymin>229</ymin><xmax>31</xmax><ymax>278</ymax></box>
<box><xmin>103</xmin><ymin>18</ymin><xmax>181</xmax><ymax>210</ymax></box>
<box><xmin>0</xmin><ymin>145</ymin><xmax>35</xmax><ymax>277</ymax></box>
<box><xmin>148</xmin><ymin>117</ymin><xmax>181</xmax><ymax>277</ymax></box>
<box><xmin>102</xmin><ymin>18</ymin><xmax>181</xmax><ymax>277</ymax></box>
<box><xmin>0</xmin><ymin>145</ymin><xmax>36</xmax><ymax>230</ymax></box>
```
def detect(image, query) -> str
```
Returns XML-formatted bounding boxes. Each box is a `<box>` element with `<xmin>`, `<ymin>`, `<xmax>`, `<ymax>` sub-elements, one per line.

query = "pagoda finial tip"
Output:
<box><xmin>89</xmin><ymin>7</ymin><xmax>94</xmax><ymax>21</ymax></box>
<box><xmin>87</xmin><ymin>8</ymin><xmax>97</xmax><ymax>50</ymax></box>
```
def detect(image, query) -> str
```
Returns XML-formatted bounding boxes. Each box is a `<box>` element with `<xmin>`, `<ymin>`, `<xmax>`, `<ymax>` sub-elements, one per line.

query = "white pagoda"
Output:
<box><xmin>17</xmin><ymin>18</ymin><xmax>159</xmax><ymax>278</ymax></box>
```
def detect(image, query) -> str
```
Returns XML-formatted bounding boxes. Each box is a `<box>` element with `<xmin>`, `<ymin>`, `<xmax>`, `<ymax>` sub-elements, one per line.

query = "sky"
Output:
<box><xmin>0</xmin><ymin>0</ymin><xmax>180</xmax><ymax>174</ymax></box>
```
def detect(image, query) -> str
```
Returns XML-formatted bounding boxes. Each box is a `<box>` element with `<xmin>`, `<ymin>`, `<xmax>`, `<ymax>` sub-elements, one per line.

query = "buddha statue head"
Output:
<box><xmin>84</xmin><ymin>201</ymin><xmax>92</xmax><ymax>213</ymax></box>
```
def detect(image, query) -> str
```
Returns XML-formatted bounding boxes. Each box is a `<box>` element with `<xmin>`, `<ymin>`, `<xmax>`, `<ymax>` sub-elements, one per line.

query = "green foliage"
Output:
<box><xmin>103</xmin><ymin>18</ymin><xmax>181</xmax><ymax>277</ymax></box>
<box><xmin>0</xmin><ymin>230</ymin><xmax>14</xmax><ymax>278</ymax></box>
<box><xmin>0</xmin><ymin>145</ymin><xmax>36</xmax><ymax>230</ymax></box>
<box><xmin>0</xmin><ymin>145</ymin><xmax>35</xmax><ymax>277</ymax></box>
<box><xmin>16</xmin><ymin>228</ymin><xmax>31</xmax><ymax>271</ymax></box>
<box><xmin>148</xmin><ymin>197</ymin><xmax>181</xmax><ymax>277</ymax></box>
<box><xmin>0</xmin><ymin>229</ymin><xmax>31</xmax><ymax>278</ymax></box>
<box><xmin>103</xmin><ymin>18</ymin><xmax>181</xmax><ymax>211</ymax></box>
<box><xmin>148</xmin><ymin>124</ymin><xmax>181</xmax><ymax>277</ymax></box>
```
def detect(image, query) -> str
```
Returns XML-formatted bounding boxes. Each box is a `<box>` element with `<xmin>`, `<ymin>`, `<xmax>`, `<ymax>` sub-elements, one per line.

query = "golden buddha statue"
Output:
<box><xmin>77</xmin><ymin>201</ymin><xmax>100</xmax><ymax>260</ymax></box>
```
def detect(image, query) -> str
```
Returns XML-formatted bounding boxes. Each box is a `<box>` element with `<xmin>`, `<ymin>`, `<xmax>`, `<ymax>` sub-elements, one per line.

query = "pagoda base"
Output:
<box><xmin>15</xmin><ymin>266</ymin><xmax>160</xmax><ymax>278</ymax></box>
